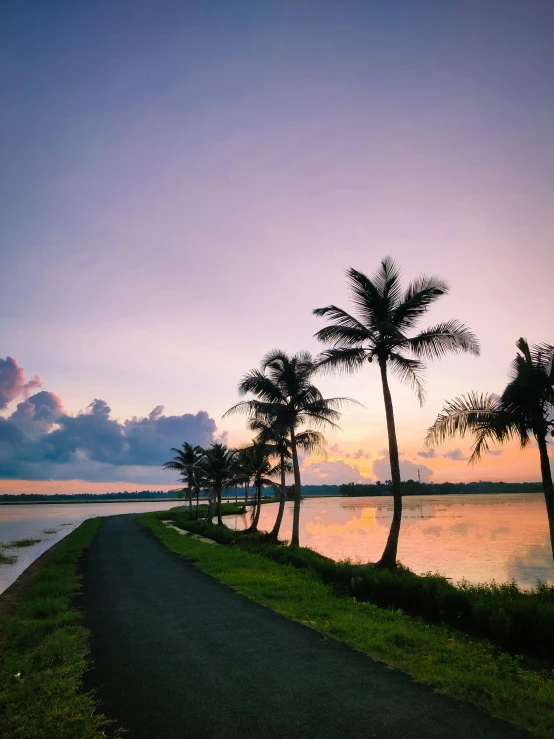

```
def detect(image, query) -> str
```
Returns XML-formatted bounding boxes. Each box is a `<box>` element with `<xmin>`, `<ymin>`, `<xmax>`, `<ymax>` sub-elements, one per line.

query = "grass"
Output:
<box><xmin>0</xmin><ymin>553</ymin><xmax>17</xmax><ymax>566</ymax></box>
<box><xmin>159</xmin><ymin>510</ymin><xmax>554</xmax><ymax>666</ymax></box>
<box><xmin>2</xmin><ymin>539</ymin><xmax>43</xmax><ymax>549</ymax></box>
<box><xmin>141</xmin><ymin>512</ymin><xmax>554</xmax><ymax>737</ymax></box>
<box><xmin>0</xmin><ymin>518</ymin><xmax>107</xmax><ymax>738</ymax></box>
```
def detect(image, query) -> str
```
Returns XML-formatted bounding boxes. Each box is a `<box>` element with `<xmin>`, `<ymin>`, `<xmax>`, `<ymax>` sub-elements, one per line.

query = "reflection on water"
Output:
<box><xmin>0</xmin><ymin>501</ymin><xmax>181</xmax><ymax>594</ymax></box>
<box><xmin>226</xmin><ymin>493</ymin><xmax>553</xmax><ymax>589</ymax></box>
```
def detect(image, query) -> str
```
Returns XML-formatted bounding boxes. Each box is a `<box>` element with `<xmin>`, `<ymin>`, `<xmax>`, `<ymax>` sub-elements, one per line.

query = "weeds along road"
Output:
<box><xmin>79</xmin><ymin>515</ymin><xmax>531</xmax><ymax>739</ymax></box>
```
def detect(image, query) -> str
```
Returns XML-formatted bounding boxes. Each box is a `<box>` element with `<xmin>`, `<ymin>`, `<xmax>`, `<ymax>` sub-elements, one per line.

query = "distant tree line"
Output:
<box><xmin>339</xmin><ymin>480</ymin><xmax>543</xmax><ymax>496</ymax></box>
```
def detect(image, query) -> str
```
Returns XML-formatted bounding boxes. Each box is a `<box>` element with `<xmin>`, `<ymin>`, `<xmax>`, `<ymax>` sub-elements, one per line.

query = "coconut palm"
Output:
<box><xmin>249</xmin><ymin>416</ymin><xmax>326</xmax><ymax>540</ymax></box>
<box><xmin>234</xmin><ymin>441</ymin><xmax>280</xmax><ymax>533</ymax></box>
<box><xmin>426</xmin><ymin>338</ymin><xmax>554</xmax><ymax>561</ymax></box>
<box><xmin>224</xmin><ymin>350</ymin><xmax>355</xmax><ymax>546</ymax></box>
<box><xmin>196</xmin><ymin>443</ymin><xmax>237</xmax><ymax>525</ymax></box>
<box><xmin>163</xmin><ymin>442</ymin><xmax>204</xmax><ymax>517</ymax></box>
<box><xmin>233</xmin><ymin>447</ymin><xmax>254</xmax><ymax>504</ymax></box>
<box><xmin>313</xmin><ymin>258</ymin><xmax>480</xmax><ymax>568</ymax></box>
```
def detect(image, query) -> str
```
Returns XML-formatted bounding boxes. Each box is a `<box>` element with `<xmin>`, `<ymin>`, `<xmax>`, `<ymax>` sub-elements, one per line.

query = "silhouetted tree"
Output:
<box><xmin>314</xmin><ymin>258</ymin><xmax>479</xmax><ymax>567</ymax></box>
<box><xmin>163</xmin><ymin>442</ymin><xmax>204</xmax><ymax>517</ymax></box>
<box><xmin>225</xmin><ymin>350</ymin><xmax>354</xmax><ymax>545</ymax></box>
<box><xmin>427</xmin><ymin>338</ymin><xmax>554</xmax><ymax>561</ymax></box>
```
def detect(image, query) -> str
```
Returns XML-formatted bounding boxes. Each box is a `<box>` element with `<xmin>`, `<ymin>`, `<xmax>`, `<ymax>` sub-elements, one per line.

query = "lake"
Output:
<box><xmin>0</xmin><ymin>500</ymin><xmax>180</xmax><ymax>594</ymax></box>
<box><xmin>1</xmin><ymin>493</ymin><xmax>552</xmax><ymax>594</ymax></box>
<box><xmin>226</xmin><ymin>492</ymin><xmax>553</xmax><ymax>589</ymax></box>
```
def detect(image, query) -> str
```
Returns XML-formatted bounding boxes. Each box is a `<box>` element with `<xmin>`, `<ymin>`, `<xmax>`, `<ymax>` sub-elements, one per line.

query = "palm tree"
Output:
<box><xmin>234</xmin><ymin>447</ymin><xmax>254</xmax><ymax>505</ymax></box>
<box><xmin>163</xmin><ymin>442</ymin><xmax>204</xmax><ymax>517</ymax></box>
<box><xmin>426</xmin><ymin>338</ymin><xmax>554</xmax><ymax>561</ymax></box>
<box><xmin>196</xmin><ymin>443</ymin><xmax>237</xmax><ymax>525</ymax></box>
<box><xmin>224</xmin><ymin>350</ymin><xmax>355</xmax><ymax>546</ymax></box>
<box><xmin>234</xmin><ymin>441</ymin><xmax>280</xmax><ymax>533</ymax></box>
<box><xmin>249</xmin><ymin>416</ymin><xmax>326</xmax><ymax>540</ymax></box>
<box><xmin>313</xmin><ymin>258</ymin><xmax>480</xmax><ymax>568</ymax></box>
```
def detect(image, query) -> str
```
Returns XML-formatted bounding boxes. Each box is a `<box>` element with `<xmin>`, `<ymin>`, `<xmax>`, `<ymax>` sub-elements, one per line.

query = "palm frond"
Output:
<box><xmin>409</xmin><ymin>320</ymin><xmax>480</xmax><ymax>360</ymax></box>
<box><xmin>393</xmin><ymin>276</ymin><xmax>449</xmax><ymax>330</ymax></box>
<box><xmin>425</xmin><ymin>392</ymin><xmax>520</xmax><ymax>461</ymax></box>
<box><xmin>388</xmin><ymin>353</ymin><xmax>426</xmax><ymax>405</ymax></box>
<box><xmin>315</xmin><ymin>347</ymin><xmax>369</xmax><ymax>375</ymax></box>
<box><xmin>345</xmin><ymin>267</ymin><xmax>387</xmax><ymax>327</ymax></box>
<box><xmin>373</xmin><ymin>256</ymin><xmax>403</xmax><ymax>311</ymax></box>
<box><xmin>313</xmin><ymin>323</ymin><xmax>372</xmax><ymax>348</ymax></box>
<box><xmin>312</xmin><ymin>305</ymin><xmax>369</xmax><ymax>333</ymax></box>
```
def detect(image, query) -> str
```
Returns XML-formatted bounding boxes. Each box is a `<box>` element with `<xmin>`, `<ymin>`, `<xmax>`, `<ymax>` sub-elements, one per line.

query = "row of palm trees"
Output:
<box><xmin>165</xmin><ymin>257</ymin><xmax>554</xmax><ymax>567</ymax></box>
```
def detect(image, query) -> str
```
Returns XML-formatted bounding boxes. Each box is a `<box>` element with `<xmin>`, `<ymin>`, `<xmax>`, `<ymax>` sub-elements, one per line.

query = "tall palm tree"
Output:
<box><xmin>313</xmin><ymin>258</ymin><xmax>480</xmax><ymax>568</ymax></box>
<box><xmin>163</xmin><ymin>442</ymin><xmax>204</xmax><ymax>517</ymax></box>
<box><xmin>249</xmin><ymin>416</ymin><xmax>326</xmax><ymax>540</ymax></box>
<box><xmin>426</xmin><ymin>338</ymin><xmax>554</xmax><ymax>561</ymax></box>
<box><xmin>196</xmin><ymin>443</ymin><xmax>237</xmax><ymax>525</ymax></box>
<box><xmin>224</xmin><ymin>350</ymin><xmax>355</xmax><ymax>546</ymax></box>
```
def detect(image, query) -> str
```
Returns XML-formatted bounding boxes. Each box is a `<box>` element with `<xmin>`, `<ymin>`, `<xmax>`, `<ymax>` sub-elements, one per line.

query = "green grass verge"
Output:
<box><xmin>0</xmin><ymin>518</ymin><xmax>107</xmax><ymax>739</ymax></box>
<box><xmin>141</xmin><ymin>512</ymin><xmax>554</xmax><ymax>738</ymax></box>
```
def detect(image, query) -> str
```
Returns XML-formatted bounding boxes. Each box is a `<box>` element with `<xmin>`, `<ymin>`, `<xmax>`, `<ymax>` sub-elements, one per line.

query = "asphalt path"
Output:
<box><xmin>79</xmin><ymin>515</ymin><xmax>530</xmax><ymax>739</ymax></box>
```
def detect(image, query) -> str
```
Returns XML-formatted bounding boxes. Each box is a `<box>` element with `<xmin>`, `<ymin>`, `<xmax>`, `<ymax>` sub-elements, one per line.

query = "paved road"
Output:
<box><xmin>79</xmin><ymin>516</ymin><xmax>530</xmax><ymax>739</ymax></box>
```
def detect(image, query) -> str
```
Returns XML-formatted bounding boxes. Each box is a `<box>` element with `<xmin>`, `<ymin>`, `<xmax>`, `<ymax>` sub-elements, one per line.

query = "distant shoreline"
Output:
<box><xmin>0</xmin><ymin>489</ymin><xmax>544</xmax><ymax>505</ymax></box>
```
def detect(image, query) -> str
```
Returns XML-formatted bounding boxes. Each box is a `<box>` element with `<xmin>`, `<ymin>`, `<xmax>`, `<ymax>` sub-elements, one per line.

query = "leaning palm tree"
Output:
<box><xmin>249</xmin><ymin>415</ymin><xmax>326</xmax><ymax>540</ymax></box>
<box><xmin>196</xmin><ymin>443</ymin><xmax>237</xmax><ymax>525</ymax></box>
<box><xmin>234</xmin><ymin>441</ymin><xmax>280</xmax><ymax>533</ymax></box>
<box><xmin>224</xmin><ymin>350</ymin><xmax>355</xmax><ymax>546</ymax></box>
<box><xmin>163</xmin><ymin>442</ymin><xmax>205</xmax><ymax>517</ymax></box>
<box><xmin>426</xmin><ymin>338</ymin><xmax>554</xmax><ymax>561</ymax></box>
<box><xmin>314</xmin><ymin>258</ymin><xmax>480</xmax><ymax>568</ymax></box>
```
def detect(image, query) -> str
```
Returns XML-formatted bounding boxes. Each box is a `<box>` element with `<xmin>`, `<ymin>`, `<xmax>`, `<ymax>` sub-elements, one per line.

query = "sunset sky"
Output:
<box><xmin>1</xmin><ymin>0</ymin><xmax>553</xmax><ymax>493</ymax></box>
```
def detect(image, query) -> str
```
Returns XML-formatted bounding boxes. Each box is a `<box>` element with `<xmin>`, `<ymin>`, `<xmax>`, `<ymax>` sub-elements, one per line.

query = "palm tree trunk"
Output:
<box><xmin>290</xmin><ymin>427</ymin><xmax>302</xmax><ymax>547</ymax></box>
<box><xmin>217</xmin><ymin>487</ymin><xmax>223</xmax><ymax>526</ymax></box>
<box><xmin>188</xmin><ymin>482</ymin><xmax>193</xmax><ymax>518</ymax></box>
<box><xmin>195</xmin><ymin>487</ymin><xmax>200</xmax><ymax>519</ymax></box>
<box><xmin>252</xmin><ymin>482</ymin><xmax>262</xmax><ymax>531</ymax></box>
<box><xmin>375</xmin><ymin>358</ymin><xmax>402</xmax><ymax>569</ymax></box>
<box><xmin>205</xmin><ymin>492</ymin><xmax>214</xmax><ymax>524</ymax></box>
<box><xmin>270</xmin><ymin>451</ymin><xmax>287</xmax><ymax>541</ymax></box>
<box><xmin>245</xmin><ymin>482</ymin><xmax>262</xmax><ymax>532</ymax></box>
<box><xmin>537</xmin><ymin>432</ymin><xmax>554</xmax><ymax>562</ymax></box>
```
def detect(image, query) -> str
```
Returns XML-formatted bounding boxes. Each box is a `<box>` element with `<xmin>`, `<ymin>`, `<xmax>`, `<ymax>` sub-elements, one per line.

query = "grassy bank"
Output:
<box><xmin>141</xmin><ymin>512</ymin><xmax>554</xmax><ymax>737</ymax></box>
<box><xmin>0</xmin><ymin>518</ymin><xmax>106</xmax><ymax>739</ymax></box>
<box><xmin>160</xmin><ymin>510</ymin><xmax>554</xmax><ymax>666</ymax></box>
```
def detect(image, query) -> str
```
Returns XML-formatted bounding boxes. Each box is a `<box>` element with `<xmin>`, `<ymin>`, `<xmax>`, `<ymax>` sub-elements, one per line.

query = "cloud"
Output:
<box><xmin>0</xmin><ymin>356</ymin><xmax>41</xmax><ymax>410</ymax></box>
<box><xmin>417</xmin><ymin>449</ymin><xmax>436</xmax><ymax>459</ymax></box>
<box><xmin>372</xmin><ymin>449</ymin><xmax>433</xmax><ymax>482</ymax></box>
<box><xmin>0</xmin><ymin>358</ymin><xmax>223</xmax><ymax>482</ymax></box>
<box><xmin>485</xmin><ymin>449</ymin><xmax>504</xmax><ymax>456</ymax></box>
<box><xmin>328</xmin><ymin>443</ymin><xmax>371</xmax><ymax>460</ymax></box>
<box><xmin>443</xmin><ymin>448</ymin><xmax>469</xmax><ymax>461</ymax></box>
<box><xmin>300</xmin><ymin>459</ymin><xmax>372</xmax><ymax>485</ymax></box>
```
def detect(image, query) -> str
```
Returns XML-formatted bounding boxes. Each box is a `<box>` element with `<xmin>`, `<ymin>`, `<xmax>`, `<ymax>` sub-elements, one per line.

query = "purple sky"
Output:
<box><xmin>1</xmin><ymin>1</ymin><xmax>553</xmax><ymax>491</ymax></box>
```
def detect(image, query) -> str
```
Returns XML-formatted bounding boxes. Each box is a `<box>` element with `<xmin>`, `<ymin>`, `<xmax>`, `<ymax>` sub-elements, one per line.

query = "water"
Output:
<box><xmin>225</xmin><ymin>493</ymin><xmax>553</xmax><ymax>589</ymax></box>
<box><xmin>1</xmin><ymin>494</ymin><xmax>552</xmax><ymax>594</ymax></box>
<box><xmin>0</xmin><ymin>500</ymin><xmax>181</xmax><ymax>594</ymax></box>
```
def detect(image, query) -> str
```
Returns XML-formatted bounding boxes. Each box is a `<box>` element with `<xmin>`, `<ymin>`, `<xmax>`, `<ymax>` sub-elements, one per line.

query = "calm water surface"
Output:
<box><xmin>0</xmin><ymin>501</ymin><xmax>180</xmax><ymax>594</ymax></box>
<box><xmin>226</xmin><ymin>493</ymin><xmax>553</xmax><ymax>589</ymax></box>
<box><xmin>1</xmin><ymin>494</ymin><xmax>552</xmax><ymax>594</ymax></box>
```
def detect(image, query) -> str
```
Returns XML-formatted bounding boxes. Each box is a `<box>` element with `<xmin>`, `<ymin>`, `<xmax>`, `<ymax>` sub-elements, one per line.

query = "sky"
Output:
<box><xmin>1</xmin><ymin>0</ymin><xmax>553</xmax><ymax>493</ymax></box>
